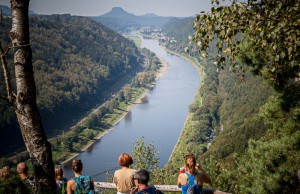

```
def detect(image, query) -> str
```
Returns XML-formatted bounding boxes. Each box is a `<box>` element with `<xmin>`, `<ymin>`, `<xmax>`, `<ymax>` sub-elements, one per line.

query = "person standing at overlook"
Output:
<box><xmin>114</xmin><ymin>153</ymin><xmax>136</xmax><ymax>194</ymax></box>
<box><xmin>55</xmin><ymin>165</ymin><xmax>68</xmax><ymax>193</ymax></box>
<box><xmin>131</xmin><ymin>169</ymin><xmax>164</xmax><ymax>194</ymax></box>
<box><xmin>17</xmin><ymin>162</ymin><xmax>35</xmax><ymax>189</ymax></box>
<box><xmin>67</xmin><ymin>159</ymin><xmax>95</xmax><ymax>194</ymax></box>
<box><xmin>177</xmin><ymin>154</ymin><xmax>211</xmax><ymax>194</ymax></box>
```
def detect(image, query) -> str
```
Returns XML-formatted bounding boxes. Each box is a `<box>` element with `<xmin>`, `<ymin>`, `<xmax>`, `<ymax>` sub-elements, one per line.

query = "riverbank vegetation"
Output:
<box><xmin>161</xmin><ymin>1</ymin><xmax>300</xmax><ymax>193</ymax></box>
<box><xmin>0</xmin><ymin>14</ymin><xmax>144</xmax><ymax>157</ymax></box>
<box><xmin>50</xmin><ymin>47</ymin><xmax>162</xmax><ymax>164</ymax></box>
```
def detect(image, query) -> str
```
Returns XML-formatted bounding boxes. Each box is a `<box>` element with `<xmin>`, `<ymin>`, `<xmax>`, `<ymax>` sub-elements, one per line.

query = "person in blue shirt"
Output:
<box><xmin>177</xmin><ymin>154</ymin><xmax>211</xmax><ymax>194</ymax></box>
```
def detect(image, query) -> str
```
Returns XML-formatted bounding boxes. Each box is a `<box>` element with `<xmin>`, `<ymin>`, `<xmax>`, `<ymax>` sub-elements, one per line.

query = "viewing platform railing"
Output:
<box><xmin>94</xmin><ymin>182</ymin><xmax>231</xmax><ymax>194</ymax></box>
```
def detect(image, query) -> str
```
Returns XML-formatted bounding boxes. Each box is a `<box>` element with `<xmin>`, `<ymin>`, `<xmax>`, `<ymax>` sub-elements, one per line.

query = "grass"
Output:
<box><xmin>128</xmin><ymin>36</ymin><xmax>142</xmax><ymax>48</ymax></box>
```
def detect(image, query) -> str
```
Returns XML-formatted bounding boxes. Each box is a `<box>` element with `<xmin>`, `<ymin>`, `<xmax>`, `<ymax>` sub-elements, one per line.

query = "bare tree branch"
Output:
<box><xmin>0</xmin><ymin>42</ymin><xmax>15</xmax><ymax>104</ymax></box>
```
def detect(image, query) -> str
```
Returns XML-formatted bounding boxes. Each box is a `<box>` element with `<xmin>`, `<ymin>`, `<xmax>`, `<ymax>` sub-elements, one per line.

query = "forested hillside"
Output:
<box><xmin>0</xmin><ymin>14</ymin><xmax>144</xmax><ymax>156</ymax></box>
<box><xmin>162</xmin><ymin>2</ymin><xmax>299</xmax><ymax>193</ymax></box>
<box><xmin>161</xmin><ymin>17</ymin><xmax>194</xmax><ymax>53</ymax></box>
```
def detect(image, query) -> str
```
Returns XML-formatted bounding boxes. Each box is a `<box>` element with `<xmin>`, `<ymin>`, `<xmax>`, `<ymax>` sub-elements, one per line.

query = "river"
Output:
<box><xmin>62</xmin><ymin>38</ymin><xmax>200</xmax><ymax>181</ymax></box>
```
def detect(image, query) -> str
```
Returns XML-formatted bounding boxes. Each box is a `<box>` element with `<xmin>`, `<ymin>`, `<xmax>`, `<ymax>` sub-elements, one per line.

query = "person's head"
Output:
<box><xmin>133</xmin><ymin>169</ymin><xmax>149</xmax><ymax>186</ymax></box>
<box><xmin>184</xmin><ymin>154</ymin><xmax>197</xmax><ymax>175</ymax></box>
<box><xmin>0</xmin><ymin>166</ymin><xmax>10</xmax><ymax>180</ymax></box>
<box><xmin>118</xmin><ymin>153</ymin><xmax>133</xmax><ymax>167</ymax></box>
<box><xmin>55</xmin><ymin>166</ymin><xmax>64</xmax><ymax>180</ymax></box>
<box><xmin>17</xmin><ymin>162</ymin><xmax>28</xmax><ymax>176</ymax></box>
<box><xmin>72</xmin><ymin>160</ymin><xmax>83</xmax><ymax>174</ymax></box>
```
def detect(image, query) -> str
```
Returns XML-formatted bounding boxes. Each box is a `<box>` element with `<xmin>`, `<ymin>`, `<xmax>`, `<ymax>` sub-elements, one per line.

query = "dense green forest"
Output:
<box><xmin>162</xmin><ymin>1</ymin><xmax>300</xmax><ymax>193</ymax></box>
<box><xmin>0</xmin><ymin>14</ymin><xmax>144</xmax><ymax>156</ymax></box>
<box><xmin>161</xmin><ymin>17</ymin><xmax>195</xmax><ymax>54</ymax></box>
<box><xmin>49</xmin><ymin>46</ymin><xmax>161</xmax><ymax>164</ymax></box>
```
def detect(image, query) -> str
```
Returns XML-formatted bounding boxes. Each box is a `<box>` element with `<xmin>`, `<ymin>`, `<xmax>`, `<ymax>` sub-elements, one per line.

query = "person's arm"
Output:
<box><xmin>177</xmin><ymin>173</ymin><xmax>183</xmax><ymax>188</ymax></box>
<box><xmin>198</xmin><ymin>168</ymin><xmax>212</xmax><ymax>186</ymax></box>
<box><xmin>113</xmin><ymin>172</ymin><xmax>118</xmax><ymax>185</ymax></box>
<box><xmin>91</xmin><ymin>178</ymin><xmax>95</xmax><ymax>187</ymax></box>
<box><xmin>67</xmin><ymin>179</ymin><xmax>74</xmax><ymax>194</ymax></box>
<box><xmin>130</xmin><ymin>186</ymin><xmax>138</xmax><ymax>194</ymax></box>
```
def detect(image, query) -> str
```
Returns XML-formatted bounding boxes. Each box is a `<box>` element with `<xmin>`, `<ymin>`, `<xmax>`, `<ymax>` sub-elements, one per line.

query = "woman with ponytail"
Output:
<box><xmin>177</xmin><ymin>154</ymin><xmax>211</xmax><ymax>194</ymax></box>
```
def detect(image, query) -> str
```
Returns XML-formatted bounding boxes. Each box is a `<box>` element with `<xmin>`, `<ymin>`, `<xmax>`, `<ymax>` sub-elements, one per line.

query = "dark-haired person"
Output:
<box><xmin>114</xmin><ymin>153</ymin><xmax>136</xmax><ymax>194</ymax></box>
<box><xmin>131</xmin><ymin>169</ymin><xmax>163</xmax><ymax>194</ymax></box>
<box><xmin>177</xmin><ymin>154</ymin><xmax>211</xmax><ymax>194</ymax></box>
<box><xmin>67</xmin><ymin>159</ymin><xmax>95</xmax><ymax>194</ymax></box>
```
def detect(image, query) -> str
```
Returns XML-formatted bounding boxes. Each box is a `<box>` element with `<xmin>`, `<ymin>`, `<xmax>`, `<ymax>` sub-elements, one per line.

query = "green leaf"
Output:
<box><xmin>260</xmin><ymin>31</ymin><xmax>264</xmax><ymax>37</ymax></box>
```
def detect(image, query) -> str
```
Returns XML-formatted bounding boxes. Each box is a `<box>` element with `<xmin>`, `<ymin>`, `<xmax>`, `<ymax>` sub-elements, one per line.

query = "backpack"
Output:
<box><xmin>184</xmin><ymin>172</ymin><xmax>198</xmax><ymax>194</ymax></box>
<box><xmin>73</xmin><ymin>175</ymin><xmax>95</xmax><ymax>194</ymax></box>
<box><xmin>56</xmin><ymin>178</ymin><xmax>67</xmax><ymax>194</ymax></box>
<box><xmin>60</xmin><ymin>179</ymin><xmax>67</xmax><ymax>194</ymax></box>
<box><xmin>186</xmin><ymin>183</ymin><xmax>196</xmax><ymax>194</ymax></box>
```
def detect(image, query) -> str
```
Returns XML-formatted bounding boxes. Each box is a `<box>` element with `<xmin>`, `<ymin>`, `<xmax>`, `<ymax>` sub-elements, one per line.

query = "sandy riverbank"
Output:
<box><xmin>60</xmin><ymin>56</ymin><xmax>169</xmax><ymax>165</ymax></box>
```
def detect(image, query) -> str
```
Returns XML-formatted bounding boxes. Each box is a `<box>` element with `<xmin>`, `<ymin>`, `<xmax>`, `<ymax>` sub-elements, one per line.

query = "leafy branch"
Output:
<box><xmin>193</xmin><ymin>0</ymin><xmax>300</xmax><ymax>88</ymax></box>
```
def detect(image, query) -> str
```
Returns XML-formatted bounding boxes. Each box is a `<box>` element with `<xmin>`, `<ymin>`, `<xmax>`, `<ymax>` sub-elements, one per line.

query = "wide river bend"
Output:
<box><xmin>63</xmin><ymin>39</ymin><xmax>200</xmax><ymax>181</ymax></box>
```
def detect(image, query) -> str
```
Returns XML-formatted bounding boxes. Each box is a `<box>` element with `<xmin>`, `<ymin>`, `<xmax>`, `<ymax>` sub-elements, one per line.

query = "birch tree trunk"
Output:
<box><xmin>10</xmin><ymin>0</ymin><xmax>56</xmax><ymax>193</ymax></box>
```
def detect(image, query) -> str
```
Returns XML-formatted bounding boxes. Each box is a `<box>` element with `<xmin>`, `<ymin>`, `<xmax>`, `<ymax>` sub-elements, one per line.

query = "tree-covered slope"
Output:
<box><xmin>161</xmin><ymin>17</ymin><xmax>195</xmax><ymax>53</ymax></box>
<box><xmin>162</xmin><ymin>2</ymin><xmax>299</xmax><ymax>192</ymax></box>
<box><xmin>0</xmin><ymin>14</ymin><xmax>144</xmax><ymax>156</ymax></box>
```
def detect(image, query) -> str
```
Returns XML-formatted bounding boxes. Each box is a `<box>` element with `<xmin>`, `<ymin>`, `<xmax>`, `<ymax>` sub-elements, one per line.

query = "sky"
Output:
<box><xmin>1</xmin><ymin>0</ymin><xmax>232</xmax><ymax>17</ymax></box>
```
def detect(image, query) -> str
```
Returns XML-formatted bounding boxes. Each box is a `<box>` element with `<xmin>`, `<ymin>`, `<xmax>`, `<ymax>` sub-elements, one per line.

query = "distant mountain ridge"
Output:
<box><xmin>0</xmin><ymin>5</ymin><xmax>11</xmax><ymax>16</ymax></box>
<box><xmin>100</xmin><ymin>7</ymin><xmax>135</xmax><ymax>18</ymax></box>
<box><xmin>92</xmin><ymin>7</ymin><xmax>174</xmax><ymax>32</ymax></box>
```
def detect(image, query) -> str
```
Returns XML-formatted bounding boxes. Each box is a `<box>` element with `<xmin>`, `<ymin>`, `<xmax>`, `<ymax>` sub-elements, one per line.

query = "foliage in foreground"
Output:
<box><xmin>0</xmin><ymin>171</ymin><xmax>31</xmax><ymax>194</ymax></box>
<box><xmin>193</xmin><ymin>0</ymin><xmax>299</xmax><ymax>90</ymax></box>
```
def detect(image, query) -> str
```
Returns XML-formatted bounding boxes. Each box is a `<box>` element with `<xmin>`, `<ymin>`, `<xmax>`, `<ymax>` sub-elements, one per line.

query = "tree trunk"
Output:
<box><xmin>10</xmin><ymin>0</ymin><xmax>56</xmax><ymax>193</ymax></box>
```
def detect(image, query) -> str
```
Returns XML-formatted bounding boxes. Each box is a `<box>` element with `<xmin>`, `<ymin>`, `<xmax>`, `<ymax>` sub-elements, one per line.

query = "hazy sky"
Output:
<box><xmin>1</xmin><ymin>0</ymin><xmax>232</xmax><ymax>17</ymax></box>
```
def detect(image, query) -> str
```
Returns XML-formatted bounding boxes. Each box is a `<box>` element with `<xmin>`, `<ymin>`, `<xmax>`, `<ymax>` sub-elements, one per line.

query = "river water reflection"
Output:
<box><xmin>62</xmin><ymin>39</ymin><xmax>200</xmax><ymax>181</ymax></box>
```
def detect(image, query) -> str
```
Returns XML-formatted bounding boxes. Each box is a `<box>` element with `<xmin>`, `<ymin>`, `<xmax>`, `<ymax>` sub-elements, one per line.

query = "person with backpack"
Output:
<box><xmin>67</xmin><ymin>159</ymin><xmax>96</xmax><ymax>194</ymax></box>
<box><xmin>55</xmin><ymin>165</ymin><xmax>68</xmax><ymax>194</ymax></box>
<box><xmin>177</xmin><ymin>154</ymin><xmax>211</xmax><ymax>194</ymax></box>
<box><xmin>130</xmin><ymin>169</ymin><xmax>164</xmax><ymax>194</ymax></box>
